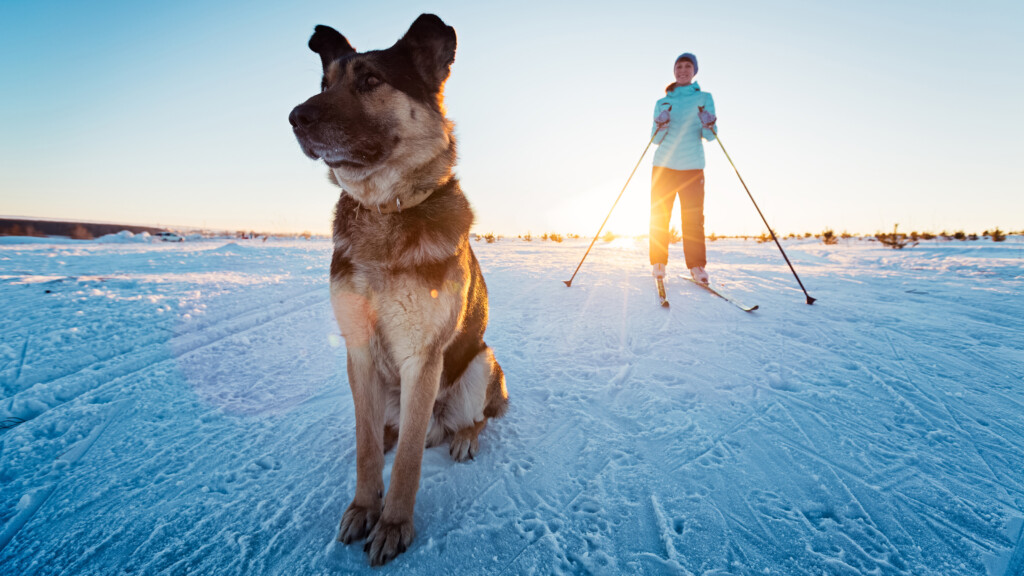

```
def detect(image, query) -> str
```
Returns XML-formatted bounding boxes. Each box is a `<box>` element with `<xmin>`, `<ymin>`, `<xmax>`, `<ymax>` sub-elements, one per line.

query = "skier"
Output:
<box><xmin>650</xmin><ymin>52</ymin><xmax>717</xmax><ymax>285</ymax></box>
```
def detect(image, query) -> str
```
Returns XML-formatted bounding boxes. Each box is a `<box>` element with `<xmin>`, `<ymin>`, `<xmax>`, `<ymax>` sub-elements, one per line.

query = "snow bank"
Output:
<box><xmin>95</xmin><ymin>230</ymin><xmax>155</xmax><ymax>243</ymax></box>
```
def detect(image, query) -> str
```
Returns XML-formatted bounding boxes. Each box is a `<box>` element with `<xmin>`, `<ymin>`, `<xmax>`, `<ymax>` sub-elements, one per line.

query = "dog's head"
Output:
<box><xmin>290</xmin><ymin>14</ymin><xmax>457</xmax><ymax>206</ymax></box>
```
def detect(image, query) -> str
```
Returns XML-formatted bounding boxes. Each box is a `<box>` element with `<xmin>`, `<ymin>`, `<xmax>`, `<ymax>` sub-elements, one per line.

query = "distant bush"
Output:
<box><xmin>1</xmin><ymin>224</ymin><xmax>45</xmax><ymax>237</ymax></box>
<box><xmin>69</xmin><ymin>225</ymin><xmax>93</xmax><ymax>240</ymax></box>
<box><xmin>668</xmin><ymin>227</ymin><xmax>681</xmax><ymax>244</ymax></box>
<box><xmin>821</xmin><ymin>229</ymin><xmax>838</xmax><ymax>245</ymax></box>
<box><xmin>484</xmin><ymin>232</ymin><xmax>497</xmax><ymax>243</ymax></box>
<box><xmin>876</xmin><ymin>224</ymin><xmax>917</xmax><ymax>250</ymax></box>
<box><xmin>757</xmin><ymin>233</ymin><xmax>771</xmax><ymax>243</ymax></box>
<box><xmin>953</xmin><ymin>230</ymin><xmax>966</xmax><ymax>240</ymax></box>
<box><xmin>522</xmin><ymin>232</ymin><xmax>532</xmax><ymax>242</ymax></box>
<box><xmin>919</xmin><ymin>232</ymin><xmax>935</xmax><ymax>240</ymax></box>
<box><xmin>549</xmin><ymin>233</ymin><xmax>563</xmax><ymax>243</ymax></box>
<box><xmin>708</xmin><ymin>232</ymin><xmax>719</xmax><ymax>242</ymax></box>
<box><xmin>990</xmin><ymin>228</ymin><xmax>1006</xmax><ymax>242</ymax></box>
<box><xmin>602</xmin><ymin>231</ymin><xmax>617</xmax><ymax>243</ymax></box>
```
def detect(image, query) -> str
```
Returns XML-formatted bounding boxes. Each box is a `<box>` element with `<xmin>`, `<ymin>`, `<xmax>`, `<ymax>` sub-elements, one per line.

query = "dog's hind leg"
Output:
<box><xmin>450</xmin><ymin>418</ymin><xmax>487</xmax><ymax>461</ymax></box>
<box><xmin>483</xmin><ymin>348</ymin><xmax>508</xmax><ymax>420</ymax></box>
<box><xmin>383</xmin><ymin>423</ymin><xmax>399</xmax><ymax>453</ymax></box>
<box><xmin>447</xmin><ymin>347</ymin><xmax>508</xmax><ymax>462</ymax></box>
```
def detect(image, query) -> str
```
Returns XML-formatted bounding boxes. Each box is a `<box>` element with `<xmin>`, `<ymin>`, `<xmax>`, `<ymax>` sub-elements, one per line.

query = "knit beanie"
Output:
<box><xmin>675</xmin><ymin>53</ymin><xmax>698</xmax><ymax>74</ymax></box>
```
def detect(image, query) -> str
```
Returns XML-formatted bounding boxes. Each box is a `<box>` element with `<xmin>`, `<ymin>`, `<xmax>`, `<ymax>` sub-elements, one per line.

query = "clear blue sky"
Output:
<box><xmin>2</xmin><ymin>0</ymin><xmax>1021</xmax><ymax>236</ymax></box>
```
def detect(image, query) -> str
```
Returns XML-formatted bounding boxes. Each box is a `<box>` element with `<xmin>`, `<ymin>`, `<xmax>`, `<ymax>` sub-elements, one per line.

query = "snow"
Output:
<box><xmin>1</xmin><ymin>235</ymin><xmax>1022</xmax><ymax>575</ymax></box>
<box><xmin>94</xmin><ymin>231</ymin><xmax>155</xmax><ymax>244</ymax></box>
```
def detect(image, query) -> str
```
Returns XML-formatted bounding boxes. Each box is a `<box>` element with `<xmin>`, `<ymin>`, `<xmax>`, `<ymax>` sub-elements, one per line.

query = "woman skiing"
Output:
<box><xmin>650</xmin><ymin>52</ymin><xmax>717</xmax><ymax>285</ymax></box>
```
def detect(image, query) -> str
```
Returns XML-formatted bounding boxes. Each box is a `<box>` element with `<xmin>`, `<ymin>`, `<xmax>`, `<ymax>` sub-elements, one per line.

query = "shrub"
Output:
<box><xmin>876</xmin><ymin>224</ymin><xmax>917</xmax><ymax>249</ymax></box>
<box><xmin>523</xmin><ymin>232</ymin><xmax>532</xmax><ymax>242</ymax></box>
<box><xmin>602</xmin><ymin>231</ymin><xmax>617</xmax><ymax>243</ymax></box>
<box><xmin>757</xmin><ymin>233</ymin><xmax>771</xmax><ymax>243</ymax></box>
<box><xmin>484</xmin><ymin>232</ymin><xmax>496</xmax><ymax>243</ymax></box>
<box><xmin>70</xmin><ymin>225</ymin><xmax>93</xmax><ymax>240</ymax></box>
<box><xmin>668</xmin><ymin>227</ymin><xmax>681</xmax><ymax>244</ymax></box>
<box><xmin>549</xmin><ymin>233</ymin><xmax>563</xmax><ymax>243</ymax></box>
<box><xmin>821</xmin><ymin>229</ymin><xmax>838</xmax><ymax>245</ymax></box>
<box><xmin>953</xmin><ymin>230</ymin><xmax>966</xmax><ymax>240</ymax></box>
<box><xmin>4</xmin><ymin>224</ymin><xmax>45</xmax><ymax>237</ymax></box>
<box><xmin>991</xmin><ymin>227</ymin><xmax>1006</xmax><ymax>242</ymax></box>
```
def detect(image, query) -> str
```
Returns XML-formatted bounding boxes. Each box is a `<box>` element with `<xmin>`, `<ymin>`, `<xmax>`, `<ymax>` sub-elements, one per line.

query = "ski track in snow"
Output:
<box><xmin>1</xmin><ymin>236</ymin><xmax>1022</xmax><ymax>575</ymax></box>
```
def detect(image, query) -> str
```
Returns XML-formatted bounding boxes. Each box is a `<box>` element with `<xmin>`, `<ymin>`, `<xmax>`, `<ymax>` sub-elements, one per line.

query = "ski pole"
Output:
<box><xmin>564</xmin><ymin>129</ymin><xmax>661</xmax><ymax>288</ymax></box>
<box><xmin>702</xmin><ymin>107</ymin><xmax>816</xmax><ymax>305</ymax></box>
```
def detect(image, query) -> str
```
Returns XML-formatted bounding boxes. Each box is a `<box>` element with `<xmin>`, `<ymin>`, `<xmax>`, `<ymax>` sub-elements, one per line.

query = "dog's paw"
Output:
<box><xmin>337</xmin><ymin>501</ymin><xmax>381</xmax><ymax>544</ymax></box>
<box><xmin>449</xmin><ymin>433</ymin><xmax>479</xmax><ymax>462</ymax></box>
<box><xmin>364</xmin><ymin>517</ymin><xmax>415</xmax><ymax>566</ymax></box>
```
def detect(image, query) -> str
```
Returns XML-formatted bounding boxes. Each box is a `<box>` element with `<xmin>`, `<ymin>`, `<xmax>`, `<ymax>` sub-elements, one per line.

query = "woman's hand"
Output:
<box><xmin>698</xmin><ymin>108</ymin><xmax>716</xmax><ymax>129</ymax></box>
<box><xmin>655</xmin><ymin>110</ymin><xmax>670</xmax><ymax>131</ymax></box>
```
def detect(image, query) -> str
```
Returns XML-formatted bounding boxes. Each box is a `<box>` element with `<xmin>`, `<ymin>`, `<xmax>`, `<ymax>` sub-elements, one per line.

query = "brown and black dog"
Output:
<box><xmin>289</xmin><ymin>14</ymin><xmax>508</xmax><ymax>566</ymax></box>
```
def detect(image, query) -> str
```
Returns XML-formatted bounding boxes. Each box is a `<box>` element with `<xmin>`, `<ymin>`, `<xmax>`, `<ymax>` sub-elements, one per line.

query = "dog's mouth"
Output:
<box><xmin>300</xmin><ymin>141</ymin><xmax>384</xmax><ymax>170</ymax></box>
<box><xmin>322</xmin><ymin>155</ymin><xmax>368</xmax><ymax>170</ymax></box>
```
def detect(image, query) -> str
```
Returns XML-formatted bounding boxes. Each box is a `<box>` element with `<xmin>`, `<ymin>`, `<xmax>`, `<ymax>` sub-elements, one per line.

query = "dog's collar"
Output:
<box><xmin>353</xmin><ymin>185</ymin><xmax>438</xmax><ymax>214</ymax></box>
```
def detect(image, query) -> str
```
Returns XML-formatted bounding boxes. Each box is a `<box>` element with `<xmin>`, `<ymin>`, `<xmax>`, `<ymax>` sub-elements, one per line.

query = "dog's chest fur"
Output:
<box><xmin>329</xmin><ymin>180</ymin><xmax>474</xmax><ymax>362</ymax></box>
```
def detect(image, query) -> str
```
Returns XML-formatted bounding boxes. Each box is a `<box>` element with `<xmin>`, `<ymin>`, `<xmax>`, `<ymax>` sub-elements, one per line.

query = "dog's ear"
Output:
<box><xmin>396</xmin><ymin>14</ymin><xmax>456</xmax><ymax>93</ymax></box>
<box><xmin>308</xmin><ymin>25</ymin><xmax>356</xmax><ymax>73</ymax></box>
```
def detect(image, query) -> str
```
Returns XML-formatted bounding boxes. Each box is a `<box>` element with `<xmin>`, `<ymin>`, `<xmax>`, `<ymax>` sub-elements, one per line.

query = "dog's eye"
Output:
<box><xmin>360</xmin><ymin>74</ymin><xmax>382</xmax><ymax>91</ymax></box>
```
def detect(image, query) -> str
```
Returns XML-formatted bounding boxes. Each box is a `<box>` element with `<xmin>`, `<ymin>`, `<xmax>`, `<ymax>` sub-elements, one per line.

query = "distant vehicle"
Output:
<box><xmin>155</xmin><ymin>232</ymin><xmax>184</xmax><ymax>242</ymax></box>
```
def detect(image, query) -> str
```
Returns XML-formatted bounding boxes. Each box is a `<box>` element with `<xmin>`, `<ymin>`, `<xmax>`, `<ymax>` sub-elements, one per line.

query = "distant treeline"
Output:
<box><xmin>476</xmin><ymin>228</ymin><xmax>1020</xmax><ymax>245</ymax></box>
<box><xmin>0</xmin><ymin>218</ymin><xmax>165</xmax><ymax>239</ymax></box>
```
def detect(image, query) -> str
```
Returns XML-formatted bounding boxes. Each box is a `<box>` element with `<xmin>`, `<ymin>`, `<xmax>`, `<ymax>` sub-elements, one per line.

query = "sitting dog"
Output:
<box><xmin>288</xmin><ymin>13</ymin><xmax>508</xmax><ymax>566</ymax></box>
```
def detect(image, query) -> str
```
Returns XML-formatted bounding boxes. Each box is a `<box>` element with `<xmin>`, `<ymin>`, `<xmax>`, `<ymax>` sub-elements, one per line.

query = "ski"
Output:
<box><xmin>656</xmin><ymin>277</ymin><xmax>670</xmax><ymax>308</ymax></box>
<box><xmin>683</xmin><ymin>277</ymin><xmax>758</xmax><ymax>312</ymax></box>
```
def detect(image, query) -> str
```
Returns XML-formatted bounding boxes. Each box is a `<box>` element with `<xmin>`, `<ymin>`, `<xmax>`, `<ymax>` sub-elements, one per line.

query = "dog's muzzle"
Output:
<box><xmin>289</xmin><ymin>104</ymin><xmax>384</xmax><ymax>169</ymax></box>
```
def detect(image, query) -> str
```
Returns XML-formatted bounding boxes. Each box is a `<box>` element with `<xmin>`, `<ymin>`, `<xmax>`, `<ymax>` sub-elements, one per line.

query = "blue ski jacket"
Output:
<box><xmin>650</xmin><ymin>82</ymin><xmax>716</xmax><ymax>170</ymax></box>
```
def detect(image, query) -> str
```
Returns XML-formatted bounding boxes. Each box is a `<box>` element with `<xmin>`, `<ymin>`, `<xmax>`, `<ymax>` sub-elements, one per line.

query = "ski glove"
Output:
<box><xmin>698</xmin><ymin>108</ymin><xmax>717</xmax><ymax>130</ymax></box>
<box><xmin>655</xmin><ymin>110</ymin><xmax>670</xmax><ymax>131</ymax></box>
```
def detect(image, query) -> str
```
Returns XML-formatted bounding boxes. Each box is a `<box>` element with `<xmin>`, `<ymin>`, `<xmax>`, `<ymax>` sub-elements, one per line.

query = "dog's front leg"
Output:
<box><xmin>337</xmin><ymin>346</ymin><xmax>386</xmax><ymax>544</ymax></box>
<box><xmin>364</xmin><ymin>354</ymin><xmax>443</xmax><ymax>566</ymax></box>
<box><xmin>332</xmin><ymin>287</ymin><xmax>385</xmax><ymax>544</ymax></box>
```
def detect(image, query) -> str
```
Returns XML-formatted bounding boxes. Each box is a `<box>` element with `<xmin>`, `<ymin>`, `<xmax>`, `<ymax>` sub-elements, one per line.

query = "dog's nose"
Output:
<box><xmin>289</xmin><ymin>104</ymin><xmax>320</xmax><ymax>129</ymax></box>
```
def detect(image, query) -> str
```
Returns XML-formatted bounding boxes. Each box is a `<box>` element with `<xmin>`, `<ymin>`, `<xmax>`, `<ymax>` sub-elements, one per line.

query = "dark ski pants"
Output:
<box><xmin>649</xmin><ymin>167</ymin><xmax>706</xmax><ymax>269</ymax></box>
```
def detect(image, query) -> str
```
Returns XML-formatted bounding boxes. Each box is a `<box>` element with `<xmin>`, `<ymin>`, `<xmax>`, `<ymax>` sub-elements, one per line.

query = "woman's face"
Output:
<box><xmin>674</xmin><ymin>60</ymin><xmax>695</xmax><ymax>86</ymax></box>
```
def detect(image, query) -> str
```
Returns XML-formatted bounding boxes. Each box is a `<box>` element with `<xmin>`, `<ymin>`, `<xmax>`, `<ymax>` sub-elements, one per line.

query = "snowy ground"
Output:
<box><xmin>1</xmin><ymin>235</ymin><xmax>1022</xmax><ymax>575</ymax></box>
